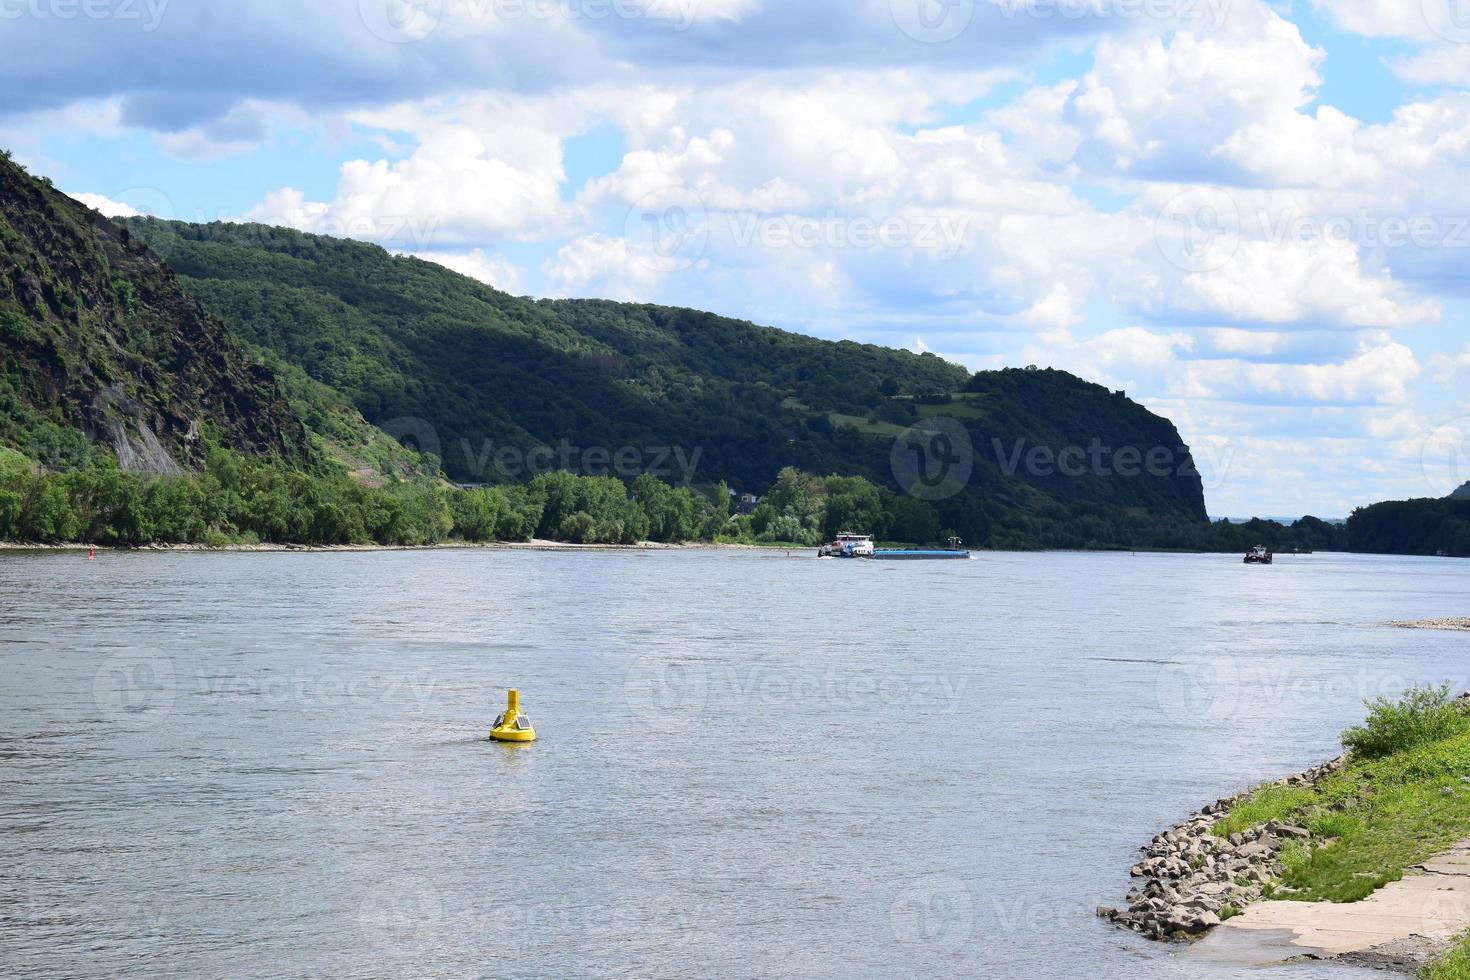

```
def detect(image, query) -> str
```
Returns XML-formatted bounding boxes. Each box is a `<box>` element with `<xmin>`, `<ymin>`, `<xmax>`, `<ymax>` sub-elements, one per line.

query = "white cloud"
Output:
<box><xmin>406</xmin><ymin>249</ymin><xmax>526</xmax><ymax>293</ymax></box>
<box><xmin>1430</xmin><ymin>345</ymin><xmax>1470</xmax><ymax>384</ymax></box>
<box><xmin>1309</xmin><ymin>0</ymin><xmax>1436</xmax><ymax>40</ymax></box>
<box><xmin>69</xmin><ymin>192</ymin><xmax>141</xmax><ymax>217</ymax></box>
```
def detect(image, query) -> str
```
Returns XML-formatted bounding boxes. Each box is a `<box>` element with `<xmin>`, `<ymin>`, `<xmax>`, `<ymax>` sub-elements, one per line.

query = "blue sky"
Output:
<box><xmin>4</xmin><ymin>0</ymin><xmax>1470</xmax><ymax>517</ymax></box>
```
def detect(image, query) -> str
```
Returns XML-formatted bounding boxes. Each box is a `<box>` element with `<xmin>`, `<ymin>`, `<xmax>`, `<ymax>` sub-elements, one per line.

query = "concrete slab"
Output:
<box><xmin>1218</xmin><ymin>841</ymin><xmax>1470</xmax><ymax>958</ymax></box>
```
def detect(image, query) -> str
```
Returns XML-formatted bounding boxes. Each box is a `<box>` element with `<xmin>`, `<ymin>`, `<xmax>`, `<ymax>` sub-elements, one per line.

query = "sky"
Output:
<box><xmin>4</xmin><ymin>0</ymin><xmax>1470</xmax><ymax>518</ymax></box>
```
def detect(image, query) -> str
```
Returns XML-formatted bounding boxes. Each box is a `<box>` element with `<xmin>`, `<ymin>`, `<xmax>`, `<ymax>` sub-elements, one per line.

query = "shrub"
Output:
<box><xmin>1342</xmin><ymin>684</ymin><xmax>1470</xmax><ymax>760</ymax></box>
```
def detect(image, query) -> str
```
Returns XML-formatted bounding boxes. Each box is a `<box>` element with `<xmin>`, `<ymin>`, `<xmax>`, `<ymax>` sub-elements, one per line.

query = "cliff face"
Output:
<box><xmin>0</xmin><ymin>154</ymin><xmax>309</xmax><ymax>472</ymax></box>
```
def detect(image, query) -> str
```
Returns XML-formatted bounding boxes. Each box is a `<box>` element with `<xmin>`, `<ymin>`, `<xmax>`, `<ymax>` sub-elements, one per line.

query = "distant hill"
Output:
<box><xmin>119</xmin><ymin>217</ymin><xmax>1209</xmax><ymax>532</ymax></box>
<box><xmin>1452</xmin><ymin>482</ymin><xmax>1470</xmax><ymax>500</ymax></box>
<box><xmin>0</xmin><ymin>153</ymin><xmax>310</xmax><ymax>473</ymax></box>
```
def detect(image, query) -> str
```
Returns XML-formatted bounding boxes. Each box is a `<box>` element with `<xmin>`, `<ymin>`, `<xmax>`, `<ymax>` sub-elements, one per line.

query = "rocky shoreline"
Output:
<box><xmin>1099</xmin><ymin>757</ymin><xmax>1348</xmax><ymax>941</ymax></box>
<box><xmin>1390</xmin><ymin>618</ymin><xmax>1470</xmax><ymax>632</ymax></box>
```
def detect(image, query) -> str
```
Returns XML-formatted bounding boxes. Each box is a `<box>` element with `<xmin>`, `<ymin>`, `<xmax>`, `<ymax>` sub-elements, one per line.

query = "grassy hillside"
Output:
<box><xmin>118</xmin><ymin>218</ymin><xmax>1210</xmax><ymax>531</ymax></box>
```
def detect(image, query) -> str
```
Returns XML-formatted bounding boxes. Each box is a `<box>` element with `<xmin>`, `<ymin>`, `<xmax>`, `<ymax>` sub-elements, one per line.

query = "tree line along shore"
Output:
<box><xmin>2</xmin><ymin>439</ymin><xmax>1457</xmax><ymax>554</ymax></box>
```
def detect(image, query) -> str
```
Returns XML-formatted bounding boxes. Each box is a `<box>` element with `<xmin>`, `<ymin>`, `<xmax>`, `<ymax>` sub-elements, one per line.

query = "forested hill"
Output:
<box><xmin>118</xmin><ymin>217</ymin><xmax>1209</xmax><ymax>526</ymax></box>
<box><xmin>0</xmin><ymin>153</ymin><xmax>309</xmax><ymax>473</ymax></box>
<box><xmin>1454</xmin><ymin>482</ymin><xmax>1470</xmax><ymax>501</ymax></box>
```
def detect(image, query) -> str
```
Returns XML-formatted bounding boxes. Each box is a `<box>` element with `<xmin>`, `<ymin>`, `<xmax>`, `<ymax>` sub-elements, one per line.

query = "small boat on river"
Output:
<box><xmin>819</xmin><ymin>535</ymin><xmax>971</xmax><ymax>560</ymax></box>
<box><xmin>1244</xmin><ymin>545</ymin><xmax>1273</xmax><ymax>565</ymax></box>
<box><xmin>819</xmin><ymin>533</ymin><xmax>875</xmax><ymax>558</ymax></box>
<box><xmin>872</xmin><ymin>536</ymin><xmax>971</xmax><ymax>561</ymax></box>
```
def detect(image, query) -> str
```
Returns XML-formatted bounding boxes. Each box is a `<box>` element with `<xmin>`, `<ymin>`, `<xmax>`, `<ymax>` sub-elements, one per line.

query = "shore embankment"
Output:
<box><xmin>1106</xmin><ymin>690</ymin><xmax>1470</xmax><ymax>974</ymax></box>
<box><xmin>0</xmin><ymin>539</ymin><xmax>763</xmax><ymax>554</ymax></box>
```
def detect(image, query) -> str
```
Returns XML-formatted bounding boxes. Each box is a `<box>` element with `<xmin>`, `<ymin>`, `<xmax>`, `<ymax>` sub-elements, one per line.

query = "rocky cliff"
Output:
<box><xmin>0</xmin><ymin>153</ymin><xmax>308</xmax><ymax>472</ymax></box>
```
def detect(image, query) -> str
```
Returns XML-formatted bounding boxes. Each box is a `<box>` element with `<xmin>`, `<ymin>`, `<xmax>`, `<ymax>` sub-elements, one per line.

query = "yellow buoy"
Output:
<box><xmin>489</xmin><ymin>689</ymin><xmax>536</xmax><ymax>743</ymax></box>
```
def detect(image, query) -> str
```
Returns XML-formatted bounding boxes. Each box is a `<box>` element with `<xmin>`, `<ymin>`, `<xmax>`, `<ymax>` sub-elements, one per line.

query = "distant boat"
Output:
<box><xmin>818</xmin><ymin>533</ymin><xmax>875</xmax><ymax>558</ymax></box>
<box><xmin>818</xmin><ymin>534</ymin><xmax>971</xmax><ymax>560</ymax></box>
<box><xmin>1244</xmin><ymin>545</ymin><xmax>1273</xmax><ymax>565</ymax></box>
<box><xmin>872</xmin><ymin>537</ymin><xmax>972</xmax><ymax>561</ymax></box>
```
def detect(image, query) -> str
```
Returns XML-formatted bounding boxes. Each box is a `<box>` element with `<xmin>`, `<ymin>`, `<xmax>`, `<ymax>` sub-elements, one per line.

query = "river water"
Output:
<box><xmin>3</xmin><ymin>548</ymin><xmax>1468</xmax><ymax>978</ymax></box>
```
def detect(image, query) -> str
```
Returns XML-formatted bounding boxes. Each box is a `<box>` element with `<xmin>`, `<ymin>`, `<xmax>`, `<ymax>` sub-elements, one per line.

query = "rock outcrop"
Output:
<box><xmin>0</xmin><ymin>153</ymin><xmax>309</xmax><ymax>472</ymax></box>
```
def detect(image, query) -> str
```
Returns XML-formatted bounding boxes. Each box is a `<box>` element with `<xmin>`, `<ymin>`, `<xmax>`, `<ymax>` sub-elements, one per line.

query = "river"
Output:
<box><xmin>3</xmin><ymin>549</ymin><xmax>1468</xmax><ymax>978</ymax></box>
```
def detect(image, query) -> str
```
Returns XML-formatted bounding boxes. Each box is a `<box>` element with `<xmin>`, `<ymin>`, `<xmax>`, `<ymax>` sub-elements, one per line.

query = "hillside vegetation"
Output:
<box><xmin>115</xmin><ymin>217</ymin><xmax>1238</xmax><ymax>549</ymax></box>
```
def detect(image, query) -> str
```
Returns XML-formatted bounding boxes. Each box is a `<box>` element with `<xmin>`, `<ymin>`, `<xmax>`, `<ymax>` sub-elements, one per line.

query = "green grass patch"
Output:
<box><xmin>826</xmin><ymin>413</ymin><xmax>907</xmax><ymax>437</ymax></box>
<box><xmin>1209</xmin><ymin>687</ymin><xmax>1470</xmax><ymax>905</ymax></box>
<box><xmin>1217</xmin><ymin>743</ymin><xmax>1470</xmax><ymax>901</ymax></box>
<box><xmin>1212</xmin><ymin>784</ymin><xmax>1317</xmax><ymax>839</ymax></box>
<box><xmin>1423</xmin><ymin>929</ymin><xmax>1470</xmax><ymax>979</ymax></box>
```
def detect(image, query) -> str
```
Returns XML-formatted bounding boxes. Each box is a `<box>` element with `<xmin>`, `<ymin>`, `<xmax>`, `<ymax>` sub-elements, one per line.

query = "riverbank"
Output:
<box><xmin>1105</xmin><ymin>689</ymin><xmax>1470</xmax><ymax>975</ymax></box>
<box><xmin>0</xmin><ymin>539</ymin><xmax>761</xmax><ymax>554</ymax></box>
<box><xmin>1392</xmin><ymin>618</ymin><xmax>1470</xmax><ymax>632</ymax></box>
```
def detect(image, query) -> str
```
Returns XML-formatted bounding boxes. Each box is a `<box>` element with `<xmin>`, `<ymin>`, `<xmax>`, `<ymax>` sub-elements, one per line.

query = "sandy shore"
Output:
<box><xmin>1389</xmin><ymin>618</ymin><xmax>1470</xmax><ymax>632</ymax></box>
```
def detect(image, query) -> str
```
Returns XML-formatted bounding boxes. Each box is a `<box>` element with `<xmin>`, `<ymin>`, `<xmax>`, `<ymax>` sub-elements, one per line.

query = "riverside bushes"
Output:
<box><xmin>0</xmin><ymin>446</ymin><xmax>726</xmax><ymax>548</ymax></box>
<box><xmin>1342</xmin><ymin>684</ymin><xmax>1470</xmax><ymax>760</ymax></box>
